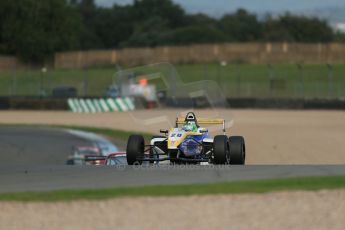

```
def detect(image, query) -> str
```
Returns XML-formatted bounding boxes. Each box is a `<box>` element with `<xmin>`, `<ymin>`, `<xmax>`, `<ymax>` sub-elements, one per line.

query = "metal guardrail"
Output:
<box><xmin>0</xmin><ymin>96</ymin><xmax>344</xmax><ymax>110</ymax></box>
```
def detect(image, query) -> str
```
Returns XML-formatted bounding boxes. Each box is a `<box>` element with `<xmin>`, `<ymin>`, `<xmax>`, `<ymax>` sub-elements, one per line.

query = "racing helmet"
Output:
<box><xmin>183</xmin><ymin>121</ymin><xmax>198</xmax><ymax>132</ymax></box>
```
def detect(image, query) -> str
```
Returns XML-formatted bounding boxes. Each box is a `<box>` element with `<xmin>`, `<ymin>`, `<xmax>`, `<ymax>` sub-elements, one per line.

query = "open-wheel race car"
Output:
<box><xmin>84</xmin><ymin>152</ymin><xmax>127</xmax><ymax>166</ymax></box>
<box><xmin>126</xmin><ymin>112</ymin><xmax>245</xmax><ymax>165</ymax></box>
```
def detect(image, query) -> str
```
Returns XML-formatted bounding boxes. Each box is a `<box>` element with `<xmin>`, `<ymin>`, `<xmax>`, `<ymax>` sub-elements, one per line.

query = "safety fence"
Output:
<box><xmin>2</xmin><ymin>43</ymin><xmax>345</xmax><ymax>71</ymax></box>
<box><xmin>54</xmin><ymin>43</ymin><xmax>345</xmax><ymax>69</ymax></box>
<box><xmin>67</xmin><ymin>97</ymin><xmax>135</xmax><ymax>113</ymax></box>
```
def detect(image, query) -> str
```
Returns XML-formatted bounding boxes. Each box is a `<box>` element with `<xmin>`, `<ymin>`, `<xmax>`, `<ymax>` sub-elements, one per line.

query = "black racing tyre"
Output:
<box><xmin>213</xmin><ymin>135</ymin><xmax>230</xmax><ymax>164</ymax></box>
<box><xmin>169</xmin><ymin>150</ymin><xmax>183</xmax><ymax>165</ymax></box>
<box><xmin>126</xmin><ymin>135</ymin><xmax>145</xmax><ymax>165</ymax></box>
<box><xmin>229</xmin><ymin>136</ymin><xmax>245</xmax><ymax>165</ymax></box>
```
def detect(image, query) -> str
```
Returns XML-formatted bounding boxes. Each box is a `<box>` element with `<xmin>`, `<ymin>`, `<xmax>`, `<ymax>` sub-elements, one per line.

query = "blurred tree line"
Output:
<box><xmin>0</xmin><ymin>0</ymin><xmax>344</xmax><ymax>63</ymax></box>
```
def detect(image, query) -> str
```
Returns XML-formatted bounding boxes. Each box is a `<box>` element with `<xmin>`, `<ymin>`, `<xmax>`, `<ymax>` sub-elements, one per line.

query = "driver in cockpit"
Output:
<box><xmin>182</xmin><ymin>121</ymin><xmax>198</xmax><ymax>132</ymax></box>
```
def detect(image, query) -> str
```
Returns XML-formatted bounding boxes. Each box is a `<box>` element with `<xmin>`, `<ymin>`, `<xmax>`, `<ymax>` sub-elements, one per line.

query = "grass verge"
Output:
<box><xmin>1</xmin><ymin>63</ymin><xmax>345</xmax><ymax>98</ymax></box>
<box><xmin>54</xmin><ymin>125</ymin><xmax>153</xmax><ymax>142</ymax></box>
<box><xmin>1</xmin><ymin>176</ymin><xmax>345</xmax><ymax>202</ymax></box>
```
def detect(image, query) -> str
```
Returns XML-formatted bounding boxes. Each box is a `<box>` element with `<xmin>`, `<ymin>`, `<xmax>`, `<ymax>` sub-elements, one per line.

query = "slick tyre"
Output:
<box><xmin>213</xmin><ymin>135</ymin><xmax>230</xmax><ymax>164</ymax></box>
<box><xmin>126</xmin><ymin>135</ymin><xmax>145</xmax><ymax>165</ymax></box>
<box><xmin>229</xmin><ymin>136</ymin><xmax>245</xmax><ymax>165</ymax></box>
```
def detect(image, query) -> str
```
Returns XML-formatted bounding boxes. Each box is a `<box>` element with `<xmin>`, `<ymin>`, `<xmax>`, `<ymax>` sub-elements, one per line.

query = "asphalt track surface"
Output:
<box><xmin>0</xmin><ymin>126</ymin><xmax>93</xmax><ymax>166</ymax></box>
<box><xmin>1</xmin><ymin>165</ymin><xmax>345</xmax><ymax>192</ymax></box>
<box><xmin>1</xmin><ymin>127</ymin><xmax>345</xmax><ymax>193</ymax></box>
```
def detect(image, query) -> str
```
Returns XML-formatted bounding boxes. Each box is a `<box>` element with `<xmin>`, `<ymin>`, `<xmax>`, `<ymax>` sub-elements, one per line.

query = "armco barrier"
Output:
<box><xmin>67</xmin><ymin>97</ymin><xmax>135</xmax><ymax>113</ymax></box>
<box><xmin>0</xmin><ymin>97</ymin><xmax>68</xmax><ymax>110</ymax></box>
<box><xmin>1</xmin><ymin>96</ymin><xmax>344</xmax><ymax>110</ymax></box>
<box><xmin>226</xmin><ymin>98</ymin><xmax>345</xmax><ymax>110</ymax></box>
<box><xmin>0</xmin><ymin>97</ymin><xmax>10</xmax><ymax>109</ymax></box>
<box><xmin>164</xmin><ymin>97</ymin><xmax>345</xmax><ymax>110</ymax></box>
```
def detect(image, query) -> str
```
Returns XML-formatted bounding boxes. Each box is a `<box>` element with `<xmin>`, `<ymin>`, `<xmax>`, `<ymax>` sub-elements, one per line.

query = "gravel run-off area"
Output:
<box><xmin>1</xmin><ymin>189</ymin><xmax>345</xmax><ymax>230</ymax></box>
<box><xmin>0</xmin><ymin>109</ymin><xmax>344</xmax><ymax>164</ymax></box>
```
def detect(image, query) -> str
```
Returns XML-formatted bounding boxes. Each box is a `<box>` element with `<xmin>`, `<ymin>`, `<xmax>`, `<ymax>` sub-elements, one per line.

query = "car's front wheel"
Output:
<box><xmin>126</xmin><ymin>135</ymin><xmax>145</xmax><ymax>165</ymax></box>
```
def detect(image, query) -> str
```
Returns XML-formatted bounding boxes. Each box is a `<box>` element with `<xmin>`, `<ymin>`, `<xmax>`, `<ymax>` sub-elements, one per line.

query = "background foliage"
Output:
<box><xmin>0</xmin><ymin>0</ymin><xmax>343</xmax><ymax>63</ymax></box>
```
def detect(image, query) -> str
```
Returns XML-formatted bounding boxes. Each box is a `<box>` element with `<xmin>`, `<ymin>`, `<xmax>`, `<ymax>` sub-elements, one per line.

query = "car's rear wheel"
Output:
<box><xmin>229</xmin><ymin>136</ymin><xmax>245</xmax><ymax>165</ymax></box>
<box><xmin>213</xmin><ymin>135</ymin><xmax>230</xmax><ymax>164</ymax></box>
<box><xmin>126</xmin><ymin>135</ymin><xmax>145</xmax><ymax>165</ymax></box>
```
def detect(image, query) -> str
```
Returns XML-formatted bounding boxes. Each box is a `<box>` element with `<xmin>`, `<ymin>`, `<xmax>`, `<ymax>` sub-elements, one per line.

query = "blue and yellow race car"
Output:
<box><xmin>126</xmin><ymin>112</ymin><xmax>245</xmax><ymax>165</ymax></box>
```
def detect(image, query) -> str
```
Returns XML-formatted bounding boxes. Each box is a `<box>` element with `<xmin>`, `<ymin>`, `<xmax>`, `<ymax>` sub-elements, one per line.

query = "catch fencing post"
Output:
<box><xmin>327</xmin><ymin>64</ymin><xmax>333</xmax><ymax>98</ymax></box>
<box><xmin>83</xmin><ymin>67</ymin><xmax>89</xmax><ymax>97</ymax></box>
<box><xmin>40</xmin><ymin>67</ymin><xmax>47</xmax><ymax>97</ymax></box>
<box><xmin>11</xmin><ymin>64</ymin><xmax>17</xmax><ymax>96</ymax></box>
<box><xmin>297</xmin><ymin>64</ymin><xmax>304</xmax><ymax>98</ymax></box>
<box><xmin>218</xmin><ymin>61</ymin><xmax>227</xmax><ymax>93</ymax></box>
<box><xmin>267</xmin><ymin>64</ymin><xmax>274</xmax><ymax>97</ymax></box>
<box><xmin>236</xmin><ymin>63</ymin><xmax>241</xmax><ymax>97</ymax></box>
<box><xmin>217</xmin><ymin>63</ymin><xmax>221</xmax><ymax>86</ymax></box>
<box><xmin>204</xmin><ymin>64</ymin><xmax>209</xmax><ymax>80</ymax></box>
<box><xmin>47</xmin><ymin>68</ymin><xmax>52</xmax><ymax>96</ymax></box>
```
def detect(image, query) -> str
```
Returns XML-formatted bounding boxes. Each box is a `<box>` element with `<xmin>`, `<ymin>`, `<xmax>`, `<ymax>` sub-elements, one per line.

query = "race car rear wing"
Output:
<box><xmin>176</xmin><ymin>117</ymin><xmax>226</xmax><ymax>133</ymax></box>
